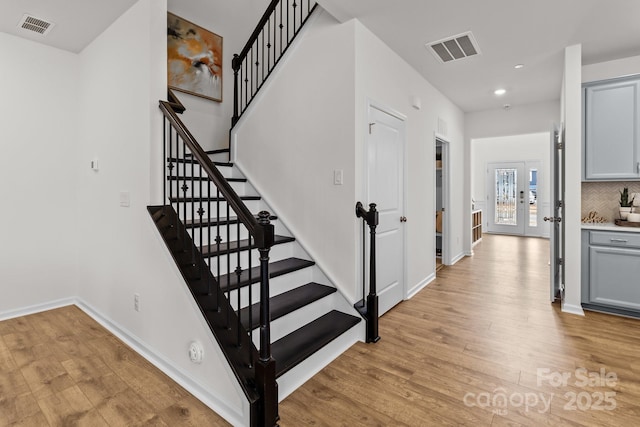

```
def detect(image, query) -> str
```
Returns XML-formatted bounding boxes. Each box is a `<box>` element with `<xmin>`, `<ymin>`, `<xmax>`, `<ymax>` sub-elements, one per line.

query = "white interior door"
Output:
<box><xmin>367</xmin><ymin>105</ymin><xmax>405</xmax><ymax>316</ymax></box>
<box><xmin>487</xmin><ymin>162</ymin><xmax>526</xmax><ymax>235</ymax></box>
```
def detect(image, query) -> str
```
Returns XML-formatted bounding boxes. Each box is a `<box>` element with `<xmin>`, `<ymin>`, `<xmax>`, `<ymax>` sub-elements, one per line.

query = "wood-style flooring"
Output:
<box><xmin>279</xmin><ymin>234</ymin><xmax>640</xmax><ymax>426</ymax></box>
<box><xmin>0</xmin><ymin>306</ymin><xmax>229</xmax><ymax>426</ymax></box>
<box><xmin>2</xmin><ymin>234</ymin><xmax>640</xmax><ymax>426</ymax></box>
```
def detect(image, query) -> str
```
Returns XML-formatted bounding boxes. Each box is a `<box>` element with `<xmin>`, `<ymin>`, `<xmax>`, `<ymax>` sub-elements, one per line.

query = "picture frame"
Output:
<box><xmin>167</xmin><ymin>13</ymin><xmax>223</xmax><ymax>102</ymax></box>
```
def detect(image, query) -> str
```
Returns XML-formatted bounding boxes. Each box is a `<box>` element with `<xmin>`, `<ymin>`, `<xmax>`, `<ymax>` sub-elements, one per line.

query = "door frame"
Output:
<box><xmin>364</xmin><ymin>99</ymin><xmax>408</xmax><ymax>303</ymax></box>
<box><xmin>435</xmin><ymin>135</ymin><xmax>451</xmax><ymax>265</ymax></box>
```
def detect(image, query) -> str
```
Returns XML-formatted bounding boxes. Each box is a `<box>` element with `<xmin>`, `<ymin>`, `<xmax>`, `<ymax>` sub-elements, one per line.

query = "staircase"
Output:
<box><xmin>149</xmin><ymin>111</ymin><xmax>362</xmax><ymax>425</ymax></box>
<box><xmin>148</xmin><ymin>2</ymin><xmax>378</xmax><ymax>425</ymax></box>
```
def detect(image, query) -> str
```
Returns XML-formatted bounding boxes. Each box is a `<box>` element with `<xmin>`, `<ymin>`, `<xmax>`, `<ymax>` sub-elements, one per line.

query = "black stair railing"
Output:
<box><xmin>231</xmin><ymin>0</ymin><xmax>318</xmax><ymax>127</ymax></box>
<box><xmin>355</xmin><ymin>202</ymin><xmax>381</xmax><ymax>343</ymax></box>
<box><xmin>159</xmin><ymin>96</ymin><xmax>278</xmax><ymax>427</ymax></box>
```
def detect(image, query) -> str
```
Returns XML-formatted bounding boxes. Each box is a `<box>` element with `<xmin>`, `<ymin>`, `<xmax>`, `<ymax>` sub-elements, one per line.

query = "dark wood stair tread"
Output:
<box><xmin>185</xmin><ymin>214</ymin><xmax>277</xmax><ymax>229</ymax></box>
<box><xmin>169</xmin><ymin>195</ymin><xmax>260</xmax><ymax>203</ymax></box>
<box><xmin>167</xmin><ymin>157</ymin><xmax>233</xmax><ymax>167</ymax></box>
<box><xmin>272</xmin><ymin>310</ymin><xmax>360</xmax><ymax>378</ymax></box>
<box><xmin>239</xmin><ymin>283</ymin><xmax>336</xmax><ymax>330</ymax></box>
<box><xmin>218</xmin><ymin>258</ymin><xmax>315</xmax><ymax>292</ymax></box>
<box><xmin>185</xmin><ymin>148</ymin><xmax>230</xmax><ymax>156</ymax></box>
<box><xmin>167</xmin><ymin>176</ymin><xmax>247</xmax><ymax>183</ymax></box>
<box><xmin>201</xmin><ymin>235</ymin><xmax>294</xmax><ymax>258</ymax></box>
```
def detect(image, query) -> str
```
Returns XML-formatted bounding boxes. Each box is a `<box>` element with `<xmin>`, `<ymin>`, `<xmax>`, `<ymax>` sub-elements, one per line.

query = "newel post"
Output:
<box><xmin>255</xmin><ymin>211</ymin><xmax>278</xmax><ymax>426</ymax></box>
<box><xmin>232</xmin><ymin>54</ymin><xmax>240</xmax><ymax>127</ymax></box>
<box><xmin>355</xmin><ymin>202</ymin><xmax>380</xmax><ymax>343</ymax></box>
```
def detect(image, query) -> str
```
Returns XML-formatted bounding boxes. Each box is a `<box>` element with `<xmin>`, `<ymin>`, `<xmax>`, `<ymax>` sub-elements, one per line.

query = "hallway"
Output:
<box><xmin>280</xmin><ymin>234</ymin><xmax>640</xmax><ymax>426</ymax></box>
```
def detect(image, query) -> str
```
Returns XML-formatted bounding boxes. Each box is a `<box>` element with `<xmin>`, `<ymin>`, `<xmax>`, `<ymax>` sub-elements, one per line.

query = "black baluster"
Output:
<box><xmin>216</xmin><ymin>188</ymin><xmax>221</xmax><ymax>308</ymax></box>
<box><xmin>266</xmin><ymin>17</ymin><xmax>271</xmax><ymax>72</ymax></box>
<box><xmin>248</xmin><ymin>232</ymin><xmax>253</xmax><ymax>369</ymax></box>
<box><xmin>190</xmin><ymin>149</ymin><xmax>195</xmax><ymax>261</ymax></box>
<box><xmin>197</xmin><ymin>165</ymin><xmax>204</xmax><ymax>281</ymax></box>
<box><xmin>208</xmin><ymin>180</ymin><xmax>214</xmax><ymax>300</ymax></box>
<box><xmin>163</xmin><ymin>118</ymin><xmax>167</xmax><ymax>202</ymax></box>
<box><xmin>255</xmin><ymin>41</ymin><xmax>260</xmax><ymax>94</ymax></box>
<box><xmin>226</xmin><ymin>200</ymin><xmax>231</xmax><ymax>329</ymax></box>
<box><xmin>293</xmin><ymin>1</ymin><xmax>297</xmax><ymax>37</ymax></box>
<box><xmin>261</xmin><ymin>30</ymin><xmax>265</xmax><ymax>83</ymax></box>
<box><xmin>236</xmin><ymin>220</ymin><xmax>242</xmax><ymax>347</ymax></box>
<box><xmin>280</xmin><ymin>1</ymin><xmax>284</xmax><ymax>55</ymax></box>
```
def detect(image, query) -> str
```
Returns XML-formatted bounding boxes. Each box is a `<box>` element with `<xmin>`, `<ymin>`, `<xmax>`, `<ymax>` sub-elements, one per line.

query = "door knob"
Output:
<box><xmin>400</xmin><ymin>216</ymin><xmax>407</xmax><ymax>223</ymax></box>
<box><xmin>544</xmin><ymin>216</ymin><xmax>562</xmax><ymax>223</ymax></box>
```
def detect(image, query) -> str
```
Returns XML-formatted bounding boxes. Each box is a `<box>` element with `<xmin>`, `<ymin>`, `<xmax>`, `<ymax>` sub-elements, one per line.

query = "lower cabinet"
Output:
<box><xmin>582</xmin><ymin>229</ymin><xmax>640</xmax><ymax>316</ymax></box>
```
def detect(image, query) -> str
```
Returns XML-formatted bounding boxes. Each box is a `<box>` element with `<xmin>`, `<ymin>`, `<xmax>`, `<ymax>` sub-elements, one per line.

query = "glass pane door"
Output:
<box><xmin>487</xmin><ymin>162</ymin><xmax>526</xmax><ymax>235</ymax></box>
<box><xmin>495</xmin><ymin>168</ymin><xmax>518</xmax><ymax>225</ymax></box>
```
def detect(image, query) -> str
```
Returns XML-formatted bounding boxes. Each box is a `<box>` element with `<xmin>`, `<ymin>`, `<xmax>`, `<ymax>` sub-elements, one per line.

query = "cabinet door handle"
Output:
<box><xmin>610</xmin><ymin>238</ymin><xmax>628</xmax><ymax>243</ymax></box>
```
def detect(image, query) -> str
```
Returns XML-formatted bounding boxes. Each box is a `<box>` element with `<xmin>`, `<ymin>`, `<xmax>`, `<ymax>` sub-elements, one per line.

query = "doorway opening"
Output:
<box><xmin>435</xmin><ymin>137</ymin><xmax>450</xmax><ymax>271</ymax></box>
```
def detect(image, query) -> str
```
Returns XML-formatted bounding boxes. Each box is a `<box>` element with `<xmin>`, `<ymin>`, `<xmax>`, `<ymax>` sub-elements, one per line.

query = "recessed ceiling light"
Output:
<box><xmin>514</xmin><ymin>64</ymin><xmax>524</xmax><ymax>69</ymax></box>
<box><xmin>494</xmin><ymin>88</ymin><xmax>507</xmax><ymax>96</ymax></box>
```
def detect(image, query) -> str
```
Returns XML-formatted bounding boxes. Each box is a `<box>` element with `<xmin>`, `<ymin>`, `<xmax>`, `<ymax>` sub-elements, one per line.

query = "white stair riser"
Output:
<box><xmin>170</xmin><ymin>200</ymin><xmax>265</xmax><ymax>220</ymax></box>
<box><xmin>202</xmin><ymin>244</ymin><xmax>294</xmax><ymax>277</ymax></box>
<box><xmin>168</xmin><ymin>164</ymin><xmax>242</xmax><ymax>179</ymax></box>
<box><xmin>168</xmin><ymin>180</ymin><xmax>249</xmax><ymax>198</ymax></box>
<box><xmin>227</xmin><ymin>267</ymin><xmax>315</xmax><ymax>311</ymax></box>
<box><xmin>250</xmin><ymin>293</ymin><xmax>338</xmax><ymax>344</ymax></box>
<box><xmin>276</xmin><ymin>321</ymin><xmax>363</xmax><ymax>402</ymax></box>
<box><xmin>190</xmin><ymin>226</ymin><xmax>251</xmax><ymax>245</ymax></box>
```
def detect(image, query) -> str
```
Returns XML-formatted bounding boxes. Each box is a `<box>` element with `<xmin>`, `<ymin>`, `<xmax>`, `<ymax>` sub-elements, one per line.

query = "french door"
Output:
<box><xmin>487</xmin><ymin>162</ymin><xmax>541</xmax><ymax>236</ymax></box>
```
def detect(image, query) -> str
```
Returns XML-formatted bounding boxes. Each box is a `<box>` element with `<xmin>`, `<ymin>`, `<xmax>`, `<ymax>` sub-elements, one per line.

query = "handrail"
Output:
<box><xmin>232</xmin><ymin>0</ymin><xmax>318</xmax><ymax>127</ymax></box>
<box><xmin>237</xmin><ymin>0</ymin><xmax>280</xmax><ymax>62</ymax></box>
<box><xmin>159</xmin><ymin>101</ymin><xmax>266</xmax><ymax>245</ymax></box>
<box><xmin>355</xmin><ymin>201</ymin><xmax>380</xmax><ymax>343</ymax></box>
<box><xmin>159</xmin><ymin>96</ymin><xmax>277</xmax><ymax>426</ymax></box>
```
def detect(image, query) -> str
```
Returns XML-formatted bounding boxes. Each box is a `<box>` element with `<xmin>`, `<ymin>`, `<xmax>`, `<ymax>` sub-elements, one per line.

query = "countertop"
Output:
<box><xmin>581</xmin><ymin>223</ymin><xmax>640</xmax><ymax>233</ymax></box>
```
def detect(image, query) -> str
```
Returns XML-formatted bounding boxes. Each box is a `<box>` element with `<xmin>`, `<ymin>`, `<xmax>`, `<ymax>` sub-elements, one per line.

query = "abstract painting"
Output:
<box><xmin>167</xmin><ymin>13</ymin><xmax>223</xmax><ymax>102</ymax></box>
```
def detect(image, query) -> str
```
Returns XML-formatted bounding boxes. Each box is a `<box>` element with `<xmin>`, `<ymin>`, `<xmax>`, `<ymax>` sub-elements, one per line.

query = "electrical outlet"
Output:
<box><xmin>134</xmin><ymin>293</ymin><xmax>140</xmax><ymax>312</ymax></box>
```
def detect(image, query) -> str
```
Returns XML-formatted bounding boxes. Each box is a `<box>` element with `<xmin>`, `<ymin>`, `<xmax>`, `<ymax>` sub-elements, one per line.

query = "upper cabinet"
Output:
<box><xmin>583</xmin><ymin>76</ymin><xmax>640</xmax><ymax>181</ymax></box>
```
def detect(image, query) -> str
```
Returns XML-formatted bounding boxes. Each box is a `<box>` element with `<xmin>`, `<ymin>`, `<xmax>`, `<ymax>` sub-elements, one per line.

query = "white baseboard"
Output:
<box><xmin>74</xmin><ymin>299</ymin><xmax>246</xmax><ymax>427</ymax></box>
<box><xmin>561</xmin><ymin>302</ymin><xmax>585</xmax><ymax>316</ymax></box>
<box><xmin>0</xmin><ymin>297</ymin><xmax>75</xmax><ymax>322</ymax></box>
<box><xmin>0</xmin><ymin>299</ymin><xmax>246</xmax><ymax>427</ymax></box>
<box><xmin>406</xmin><ymin>273</ymin><xmax>435</xmax><ymax>299</ymax></box>
<box><xmin>450</xmin><ymin>251</ymin><xmax>466</xmax><ymax>265</ymax></box>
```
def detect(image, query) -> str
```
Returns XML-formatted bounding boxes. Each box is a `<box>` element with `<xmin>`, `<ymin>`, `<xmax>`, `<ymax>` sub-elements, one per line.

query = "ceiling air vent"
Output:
<box><xmin>426</xmin><ymin>31</ymin><xmax>480</xmax><ymax>63</ymax></box>
<box><xmin>18</xmin><ymin>14</ymin><xmax>55</xmax><ymax>36</ymax></box>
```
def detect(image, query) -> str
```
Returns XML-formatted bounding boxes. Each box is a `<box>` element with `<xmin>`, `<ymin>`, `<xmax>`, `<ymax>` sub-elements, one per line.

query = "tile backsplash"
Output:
<box><xmin>582</xmin><ymin>182</ymin><xmax>640</xmax><ymax>222</ymax></box>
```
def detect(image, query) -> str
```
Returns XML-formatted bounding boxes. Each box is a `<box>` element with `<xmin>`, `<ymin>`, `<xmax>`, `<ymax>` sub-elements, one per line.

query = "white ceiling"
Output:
<box><xmin>0</xmin><ymin>0</ymin><xmax>137</xmax><ymax>53</ymax></box>
<box><xmin>318</xmin><ymin>0</ymin><xmax>640</xmax><ymax>112</ymax></box>
<box><xmin>3</xmin><ymin>0</ymin><xmax>640</xmax><ymax>112</ymax></box>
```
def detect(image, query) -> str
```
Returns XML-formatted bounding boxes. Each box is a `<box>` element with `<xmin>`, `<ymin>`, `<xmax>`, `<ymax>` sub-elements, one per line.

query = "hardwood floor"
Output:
<box><xmin>279</xmin><ymin>234</ymin><xmax>640</xmax><ymax>426</ymax></box>
<box><xmin>3</xmin><ymin>234</ymin><xmax>640</xmax><ymax>426</ymax></box>
<box><xmin>0</xmin><ymin>306</ymin><xmax>230</xmax><ymax>426</ymax></box>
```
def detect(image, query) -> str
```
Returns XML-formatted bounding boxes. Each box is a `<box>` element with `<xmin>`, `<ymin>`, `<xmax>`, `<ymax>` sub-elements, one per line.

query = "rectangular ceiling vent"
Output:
<box><xmin>18</xmin><ymin>14</ymin><xmax>55</xmax><ymax>36</ymax></box>
<box><xmin>427</xmin><ymin>31</ymin><xmax>481</xmax><ymax>63</ymax></box>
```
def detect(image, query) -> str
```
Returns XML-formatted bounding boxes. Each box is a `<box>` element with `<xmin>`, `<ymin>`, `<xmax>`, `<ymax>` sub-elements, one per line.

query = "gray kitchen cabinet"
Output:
<box><xmin>582</xmin><ymin>229</ymin><xmax>640</xmax><ymax>316</ymax></box>
<box><xmin>583</xmin><ymin>76</ymin><xmax>640</xmax><ymax>181</ymax></box>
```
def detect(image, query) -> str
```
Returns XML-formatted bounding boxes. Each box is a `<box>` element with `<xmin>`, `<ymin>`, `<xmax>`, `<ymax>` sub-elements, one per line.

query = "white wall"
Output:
<box><xmin>75</xmin><ymin>1</ymin><xmax>248</xmax><ymax>424</ymax></box>
<box><xmin>353</xmin><ymin>22</ymin><xmax>465</xmax><ymax>291</ymax></box>
<box><xmin>561</xmin><ymin>44</ymin><xmax>584</xmax><ymax>316</ymax></box>
<box><xmin>582</xmin><ymin>54</ymin><xmax>640</xmax><ymax>83</ymax></box>
<box><xmin>0</xmin><ymin>33</ymin><xmax>80</xmax><ymax>315</ymax></box>
<box><xmin>235</xmin><ymin>11</ymin><xmax>465</xmax><ymax>303</ymax></box>
<box><xmin>167</xmin><ymin>0</ymin><xmax>270</xmax><ymax>151</ymax></box>
<box><xmin>234</xmin><ymin>11</ymin><xmax>358</xmax><ymax>300</ymax></box>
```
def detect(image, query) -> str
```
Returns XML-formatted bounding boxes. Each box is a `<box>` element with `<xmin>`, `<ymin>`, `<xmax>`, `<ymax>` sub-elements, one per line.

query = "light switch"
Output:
<box><xmin>119</xmin><ymin>191</ymin><xmax>130</xmax><ymax>207</ymax></box>
<box><xmin>91</xmin><ymin>158</ymin><xmax>99</xmax><ymax>171</ymax></box>
<box><xmin>333</xmin><ymin>169</ymin><xmax>344</xmax><ymax>185</ymax></box>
